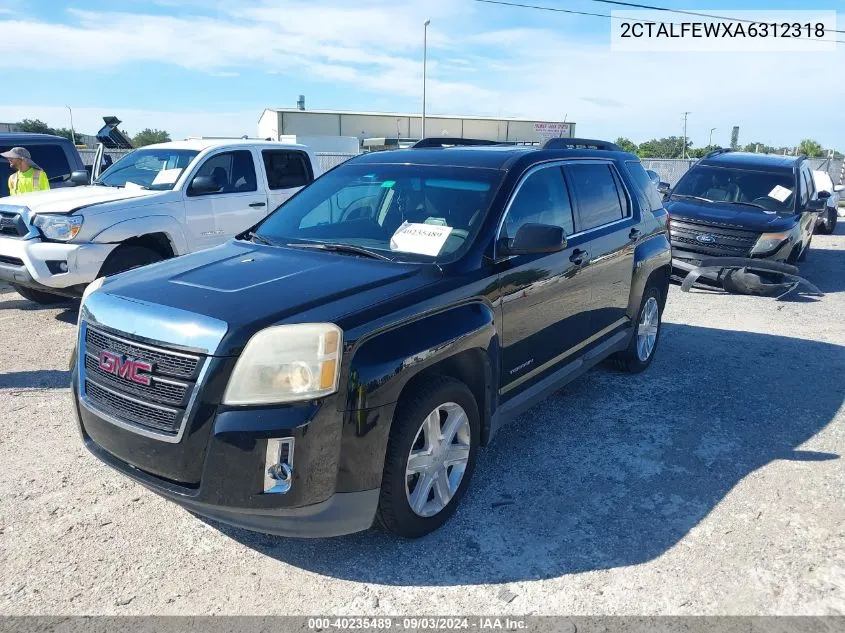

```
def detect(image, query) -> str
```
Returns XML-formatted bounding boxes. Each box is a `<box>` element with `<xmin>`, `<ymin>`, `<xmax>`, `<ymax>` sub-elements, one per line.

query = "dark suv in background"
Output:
<box><xmin>666</xmin><ymin>149</ymin><xmax>827</xmax><ymax>283</ymax></box>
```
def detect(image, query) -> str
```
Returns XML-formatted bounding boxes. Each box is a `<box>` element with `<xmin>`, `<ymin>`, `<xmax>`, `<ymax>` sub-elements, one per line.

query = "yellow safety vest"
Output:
<box><xmin>9</xmin><ymin>168</ymin><xmax>50</xmax><ymax>196</ymax></box>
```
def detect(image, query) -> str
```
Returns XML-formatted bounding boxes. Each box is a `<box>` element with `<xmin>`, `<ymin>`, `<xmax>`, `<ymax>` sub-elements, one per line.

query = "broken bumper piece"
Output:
<box><xmin>680</xmin><ymin>257</ymin><xmax>823</xmax><ymax>301</ymax></box>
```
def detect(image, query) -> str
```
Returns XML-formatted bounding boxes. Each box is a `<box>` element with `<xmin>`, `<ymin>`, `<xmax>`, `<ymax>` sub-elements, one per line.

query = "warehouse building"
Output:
<box><xmin>258</xmin><ymin>105</ymin><xmax>575</xmax><ymax>150</ymax></box>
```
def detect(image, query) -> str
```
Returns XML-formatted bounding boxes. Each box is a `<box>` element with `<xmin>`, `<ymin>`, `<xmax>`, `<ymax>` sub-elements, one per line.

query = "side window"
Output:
<box><xmin>566</xmin><ymin>163</ymin><xmax>627</xmax><ymax>230</ymax></box>
<box><xmin>799</xmin><ymin>172</ymin><xmax>809</xmax><ymax>207</ymax></box>
<box><xmin>804</xmin><ymin>167</ymin><xmax>816</xmax><ymax>198</ymax></box>
<box><xmin>501</xmin><ymin>167</ymin><xmax>574</xmax><ymax>241</ymax></box>
<box><xmin>27</xmin><ymin>145</ymin><xmax>72</xmax><ymax>182</ymax></box>
<box><xmin>190</xmin><ymin>150</ymin><xmax>256</xmax><ymax>196</ymax></box>
<box><xmin>262</xmin><ymin>150</ymin><xmax>313</xmax><ymax>190</ymax></box>
<box><xmin>625</xmin><ymin>160</ymin><xmax>663</xmax><ymax>212</ymax></box>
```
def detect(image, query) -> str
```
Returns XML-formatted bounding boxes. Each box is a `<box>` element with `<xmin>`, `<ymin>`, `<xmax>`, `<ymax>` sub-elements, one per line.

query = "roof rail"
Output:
<box><xmin>702</xmin><ymin>147</ymin><xmax>732</xmax><ymax>159</ymax></box>
<box><xmin>184</xmin><ymin>135</ymin><xmax>274</xmax><ymax>141</ymax></box>
<box><xmin>411</xmin><ymin>137</ymin><xmax>509</xmax><ymax>149</ymax></box>
<box><xmin>542</xmin><ymin>137</ymin><xmax>622</xmax><ymax>151</ymax></box>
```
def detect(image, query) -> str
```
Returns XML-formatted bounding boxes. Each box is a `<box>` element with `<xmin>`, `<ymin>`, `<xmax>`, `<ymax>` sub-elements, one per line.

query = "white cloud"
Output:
<box><xmin>0</xmin><ymin>3</ymin><xmax>844</xmax><ymax>147</ymax></box>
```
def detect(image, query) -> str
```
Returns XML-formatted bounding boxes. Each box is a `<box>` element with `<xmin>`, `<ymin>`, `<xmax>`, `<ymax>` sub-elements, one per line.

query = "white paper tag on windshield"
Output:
<box><xmin>124</xmin><ymin>181</ymin><xmax>144</xmax><ymax>190</ymax></box>
<box><xmin>389</xmin><ymin>221</ymin><xmax>453</xmax><ymax>256</ymax></box>
<box><xmin>152</xmin><ymin>168</ymin><xmax>182</xmax><ymax>186</ymax></box>
<box><xmin>768</xmin><ymin>185</ymin><xmax>792</xmax><ymax>202</ymax></box>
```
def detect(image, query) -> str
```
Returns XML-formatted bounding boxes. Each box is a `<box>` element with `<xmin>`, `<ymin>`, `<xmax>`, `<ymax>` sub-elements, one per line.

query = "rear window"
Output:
<box><xmin>262</xmin><ymin>150</ymin><xmax>313</xmax><ymax>189</ymax></box>
<box><xmin>566</xmin><ymin>163</ymin><xmax>629</xmax><ymax>230</ymax></box>
<box><xmin>625</xmin><ymin>160</ymin><xmax>664</xmax><ymax>212</ymax></box>
<box><xmin>0</xmin><ymin>143</ymin><xmax>72</xmax><ymax>196</ymax></box>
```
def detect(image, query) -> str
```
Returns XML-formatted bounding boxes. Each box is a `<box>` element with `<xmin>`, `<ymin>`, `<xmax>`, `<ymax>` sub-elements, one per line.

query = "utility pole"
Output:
<box><xmin>682</xmin><ymin>111</ymin><xmax>690</xmax><ymax>159</ymax></box>
<box><xmin>422</xmin><ymin>19</ymin><xmax>431</xmax><ymax>141</ymax></box>
<box><xmin>708</xmin><ymin>127</ymin><xmax>716</xmax><ymax>148</ymax></box>
<box><xmin>66</xmin><ymin>105</ymin><xmax>76</xmax><ymax>145</ymax></box>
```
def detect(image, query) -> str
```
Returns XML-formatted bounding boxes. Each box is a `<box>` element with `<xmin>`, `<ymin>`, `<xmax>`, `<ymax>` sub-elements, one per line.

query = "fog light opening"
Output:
<box><xmin>263</xmin><ymin>438</ymin><xmax>294</xmax><ymax>494</ymax></box>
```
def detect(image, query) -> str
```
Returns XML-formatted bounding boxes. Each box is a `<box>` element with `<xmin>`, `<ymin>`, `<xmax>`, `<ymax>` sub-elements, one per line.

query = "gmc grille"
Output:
<box><xmin>669</xmin><ymin>217</ymin><xmax>760</xmax><ymax>258</ymax></box>
<box><xmin>81</xmin><ymin>325</ymin><xmax>205</xmax><ymax>437</ymax></box>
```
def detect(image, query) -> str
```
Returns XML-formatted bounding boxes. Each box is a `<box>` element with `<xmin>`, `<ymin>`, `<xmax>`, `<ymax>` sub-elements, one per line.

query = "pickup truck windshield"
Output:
<box><xmin>255</xmin><ymin>164</ymin><xmax>501</xmax><ymax>260</ymax></box>
<box><xmin>96</xmin><ymin>149</ymin><xmax>199</xmax><ymax>190</ymax></box>
<box><xmin>672</xmin><ymin>165</ymin><xmax>796</xmax><ymax>213</ymax></box>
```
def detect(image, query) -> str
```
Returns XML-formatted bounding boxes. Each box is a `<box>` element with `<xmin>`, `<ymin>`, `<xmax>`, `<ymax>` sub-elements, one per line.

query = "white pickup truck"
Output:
<box><xmin>0</xmin><ymin>138</ymin><xmax>321</xmax><ymax>304</ymax></box>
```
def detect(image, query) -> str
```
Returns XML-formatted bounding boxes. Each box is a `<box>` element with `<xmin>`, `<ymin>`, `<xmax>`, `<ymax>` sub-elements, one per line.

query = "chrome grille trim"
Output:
<box><xmin>84</xmin><ymin>379</ymin><xmax>181</xmax><ymax>433</ymax></box>
<box><xmin>84</xmin><ymin>353</ymin><xmax>190</xmax><ymax>407</ymax></box>
<box><xmin>85</xmin><ymin>327</ymin><xmax>200</xmax><ymax>379</ymax></box>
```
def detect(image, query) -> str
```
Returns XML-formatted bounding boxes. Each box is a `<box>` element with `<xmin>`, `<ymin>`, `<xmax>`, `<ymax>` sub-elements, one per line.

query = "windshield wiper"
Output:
<box><xmin>711</xmin><ymin>200</ymin><xmax>769</xmax><ymax>211</ymax></box>
<box><xmin>286</xmin><ymin>242</ymin><xmax>392</xmax><ymax>261</ymax></box>
<box><xmin>671</xmin><ymin>194</ymin><xmax>714</xmax><ymax>203</ymax></box>
<box><xmin>241</xmin><ymin>230</ymin><xmax>274</xmax><ymax>246</ymax></box>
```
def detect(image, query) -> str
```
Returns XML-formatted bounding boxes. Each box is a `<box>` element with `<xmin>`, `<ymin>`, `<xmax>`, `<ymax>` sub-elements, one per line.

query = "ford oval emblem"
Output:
<box><xmin>695</xmin><ymin>234</ymin><xmax>717</xmax><ymax>244</ymax></box>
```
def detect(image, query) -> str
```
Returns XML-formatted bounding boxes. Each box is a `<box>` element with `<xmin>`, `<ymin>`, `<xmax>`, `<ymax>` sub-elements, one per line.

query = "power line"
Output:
<box><xmin>471</xmin><ymin>0</ymin><xmax>845</xmax><ymax>44</ymax></box>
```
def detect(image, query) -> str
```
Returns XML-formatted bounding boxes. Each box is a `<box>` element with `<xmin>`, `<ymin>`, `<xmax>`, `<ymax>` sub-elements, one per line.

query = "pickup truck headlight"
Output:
<box><xmin>223</xmin><ymin>323</ymin><xmax>343</xmax><ymax>405</ymax></box>
<box><xmin>751</xmin><ymin>231</ymin><xmax>791</xmax><ymax>255</ymax></box>
<box><xmin>33</xmin><ymin>214</ymin><xmax>83</xmax><ymax>241</ymax></box>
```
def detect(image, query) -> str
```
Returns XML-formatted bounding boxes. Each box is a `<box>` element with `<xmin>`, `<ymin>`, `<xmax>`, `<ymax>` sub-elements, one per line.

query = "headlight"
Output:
<box><xmin>223</xmin><ymin>323</ymin><xmax>343</xmax><ymax>405</ymax></box>
<box><xmin>751</xmin><ymin>231</ymin><xmax>791</xmax><ymax>255</ymax></box>
<box><xmin>33</xmin><ymin>214</ymin><xmax>83</xmax><ymax>240</ymax></box>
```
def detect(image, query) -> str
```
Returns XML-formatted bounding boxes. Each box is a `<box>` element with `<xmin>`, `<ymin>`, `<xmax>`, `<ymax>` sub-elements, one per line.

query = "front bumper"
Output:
<box><xmin>0</xmin><ymin>236</ymin><xmax>117</xmax><ymax>292</ymax></box>
<box><xmin>72</xmin><ymin>367</ymin><xmax>382</xmax><ymax>538</ymax></box>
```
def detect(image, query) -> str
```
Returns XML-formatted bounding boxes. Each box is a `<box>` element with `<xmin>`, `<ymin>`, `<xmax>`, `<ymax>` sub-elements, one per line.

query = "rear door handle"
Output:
<box><xmin>569</xmin><ymin>248</ymin><xmax>589</xmax><ymax>265</ymax></box>
<box><xmin>249</xmin><ymin>202</ymin><xmax>266</xmax><ymax>208</ymax></box>
<box><xmin>629</xmin><ymin>228</ymin><xmax>641</xmax><ymax>241</ymax></box>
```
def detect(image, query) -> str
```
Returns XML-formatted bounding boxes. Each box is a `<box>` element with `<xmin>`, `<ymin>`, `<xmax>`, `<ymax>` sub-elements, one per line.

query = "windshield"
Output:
<box><xmin>96</xmin><ymin>149</ymin><xmax>199</xmax><ymax>190</ymax></box>
<box><xmin>254</xmin><ymin>164</ymin><xmax>502</xmax><ymax>261</ymax></box>
<box><xmin>672</xmin><ymin>165</ymin><xmax>796</xmax><ymax>212</ymax></box>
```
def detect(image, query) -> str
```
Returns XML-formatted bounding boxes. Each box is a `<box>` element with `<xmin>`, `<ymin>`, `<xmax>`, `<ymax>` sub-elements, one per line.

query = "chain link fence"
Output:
<box><xmin>642</xmin><ymin>157</ymin><xmax>844</xmax><ymax>186</ymax></box>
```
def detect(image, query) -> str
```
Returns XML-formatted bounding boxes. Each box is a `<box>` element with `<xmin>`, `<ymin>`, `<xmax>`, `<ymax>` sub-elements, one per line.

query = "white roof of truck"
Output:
<box><xmin>145</xmin><ymin>138</ymin><xmax>312</xmax><ymax>152</ymax></box>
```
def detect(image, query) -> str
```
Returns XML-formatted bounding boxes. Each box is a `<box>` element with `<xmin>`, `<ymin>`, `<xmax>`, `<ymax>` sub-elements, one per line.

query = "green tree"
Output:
<box><xmin>636</xmin><ymin>136</ymin><xmax>690</xmax><ymax>159</ymax></box>
<box><xmin>797</xmin><ymin>138</ymin><xmax>824</xmax><ymax>158</ymax></box>
<box><xmin>615</xmin><ymin>137</ymin><xmax>638</xmax><ymax>154</ymax></box>
<box><xmin>16</xmin><ymin>118</ymin><xmax>55</xmax><ymax>135</ymax></box>
<box><xmin>52</xmin><ymin>127</ymin><xmax>76</xmax><ymax>142</ymax></box>
<box><xmin>688</xmin><ymin>146</ymin><xmax>714</xmax><ymax>159</ymax></box>
<box><xmin>132</xmin><ymin>128</ymin><xmax>171</xmax><ymax>147</ymax></box>
<box><xmin>743</xmin><ymin>141</ymin><xmax>777</xmax><ymax>154</ymax></box>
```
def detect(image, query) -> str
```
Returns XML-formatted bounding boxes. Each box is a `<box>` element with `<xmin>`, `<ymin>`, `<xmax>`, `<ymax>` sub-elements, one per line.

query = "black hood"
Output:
<box><xmin>665</xmin><ymin>198</ymin><xmax>798</xmax><ymax>232</ymax></box>
<box><xmin>100</xmin><ymin>240</ymin><xmax>432</xmax><ymax>352</ymax></box>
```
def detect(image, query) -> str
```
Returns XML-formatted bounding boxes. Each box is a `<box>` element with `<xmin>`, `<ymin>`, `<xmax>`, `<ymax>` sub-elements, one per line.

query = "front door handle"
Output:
<box><xmin>569</xmin><ymin>248</ymin><xmax>589</xmax><ymax>265</ymax></box>
<box><xmin>629</xmin><ymin>228</ymin><xmax>641</xmax><ymax>241</ymax></box>
<box><xmin>249</xmin><ymin>202</ymin><xmax>266</xmax><ymax>208</ymax></box>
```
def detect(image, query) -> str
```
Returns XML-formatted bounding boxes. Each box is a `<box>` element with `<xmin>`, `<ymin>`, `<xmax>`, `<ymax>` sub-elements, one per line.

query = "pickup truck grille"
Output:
<box><xmin>669</xmin><ymin>217</ymin><xmax>760</xmax><ymax>258</ymax></box>
<box><xmin>0</xmin><ymin>211</ymin><xmax>27</xmax><ymax>237</ymax></box>
<box><xmin>81</xmin><ymin>325</ymin><xmax>205</xmax><ymax>438</ymax></box>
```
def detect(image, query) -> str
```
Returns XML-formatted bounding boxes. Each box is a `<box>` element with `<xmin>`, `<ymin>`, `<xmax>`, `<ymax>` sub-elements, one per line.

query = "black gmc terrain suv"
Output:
<box><xmin>666</xmin><ymin>149</ymin><xmax>828</xmax><ymax>285</ymax></box>
<box><xmin>71</xmin><ymin>138</ymin><xmax>671</xmax><ymax>538</ymax></box>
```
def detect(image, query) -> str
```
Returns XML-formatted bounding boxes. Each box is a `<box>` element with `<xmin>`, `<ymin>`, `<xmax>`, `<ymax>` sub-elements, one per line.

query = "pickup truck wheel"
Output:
<box><xmin>10</xmin><ymin>284</ymin><xmax>69</xmax><ymax>305</ymax></box>
<box><xmin>617</xmin><ymin>286</ymin><xmax>662</xmax><ymax>373</ymax></box>
<box><xmin>818</xmin><ymin>209</ymin><xmax>837</xmax><ymax>235</ymax></box>
<box><xmin>99</xmin><ymin>245</ymin><xmax>164</xmax><ymax>277</ymax></box>
<box><xmin>377</xmin><ymin>376</ymin><xmax>479</xmax><ymax>538</ymax></box>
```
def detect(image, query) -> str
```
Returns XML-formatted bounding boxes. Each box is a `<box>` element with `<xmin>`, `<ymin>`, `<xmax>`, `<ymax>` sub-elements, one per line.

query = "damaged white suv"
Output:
<box><xmin>0</xmin><ymin>138</ymin><xmax>320</xmax><ymax>304</ymax></box>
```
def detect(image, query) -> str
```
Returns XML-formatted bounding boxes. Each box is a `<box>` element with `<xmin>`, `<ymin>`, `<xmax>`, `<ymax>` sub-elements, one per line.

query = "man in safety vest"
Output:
<box><xmin>2</xmin><ymin>147</ymin><xmax>49</xmax><ymax>196</ymax></box>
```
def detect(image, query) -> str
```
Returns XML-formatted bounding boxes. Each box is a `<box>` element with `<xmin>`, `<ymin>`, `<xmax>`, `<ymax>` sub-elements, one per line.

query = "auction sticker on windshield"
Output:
<box><xmin>390</xmin><ymin>221</ymin><xmax>452</xmax><ymax>256</ymax></box>
<box><xmin>768</xmin><ymin>185</ymin><xmax>792</xmax><ymax>202</ymax></box>
<box><xmin>152</xmin><ymin>168</ymin><xmax>183</xmax><ymax>186</ymax></box>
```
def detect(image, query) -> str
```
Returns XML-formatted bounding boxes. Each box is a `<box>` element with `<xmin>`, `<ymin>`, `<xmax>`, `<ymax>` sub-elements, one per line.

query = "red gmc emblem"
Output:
<box><xmin>98</xmin><ymin>350</ymin><xmax>152</xmax><ymax>386</ymax></box>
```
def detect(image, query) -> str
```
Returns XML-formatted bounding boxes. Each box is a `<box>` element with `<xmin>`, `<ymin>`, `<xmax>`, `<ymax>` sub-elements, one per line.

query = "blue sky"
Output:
<box><xmin>1</xmin><ymin>0</ymin><xmax>842</xmax><ymax>149</ymax></box>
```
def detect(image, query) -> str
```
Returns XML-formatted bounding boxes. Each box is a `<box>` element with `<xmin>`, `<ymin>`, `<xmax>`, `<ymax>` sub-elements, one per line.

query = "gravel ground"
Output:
<box><xmin>0</xmin><ymin>228</ymin><xmax>843</xmax><ymax>616</ymax></box>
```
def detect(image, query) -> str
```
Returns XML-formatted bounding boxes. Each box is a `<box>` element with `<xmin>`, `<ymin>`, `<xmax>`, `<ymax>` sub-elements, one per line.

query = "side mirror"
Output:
<box><xmin>499</xmin><ymin>223</ymin><xmax>566</xmax><ymax>256</ymax></box>
<box><xmin>834</xmin><ymin>184</ymin><xmax>845</xmax><ymax>193</ymax></box>
<box><xmin>817</xmin><ymin>190</ymin><xmax>831</xmax><ymax>200</ymax></box>
<box><xmin>188</xmin><ymin>175</ymin><xmax>222</xmax><ymax>196</ymax></box>
<box><xmin>657</xmin><ymin>182</ymin><xmax>671</xmax><ymax>195</ymax></box>
<box><xmin>806</xmin><ymin>198</ymin><xmax>826</xmax><ymax>212</ymax></box>
<box><xmin>70</xmin><ymin>170</ymin><xmax>90</xmax><ymax>186</ymax></box>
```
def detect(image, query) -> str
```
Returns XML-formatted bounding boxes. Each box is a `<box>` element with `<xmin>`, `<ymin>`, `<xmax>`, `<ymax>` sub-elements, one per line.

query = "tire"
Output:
<box><xmin>616</xmin><ymin>285</ymin><xmax>662</xmax><ymax>373</ymax></box>
<box><xmin>376</xmin><ymin>376</ymin><xmax>480</xmax><ymax>538</ymax></box>
<box><xmin>98</xmin><ymin>245</ymin><xmax>164</xmax><ymax>278</ymax></box>
<box><xmin>818</xmin><ymin>209</ymin><xmax>837</xmax><ymax>235</ymax></box>
<box><xmin>10</xmin><ymin>283</ymin><xmax>69</xmax><ymax>305</ymax></box>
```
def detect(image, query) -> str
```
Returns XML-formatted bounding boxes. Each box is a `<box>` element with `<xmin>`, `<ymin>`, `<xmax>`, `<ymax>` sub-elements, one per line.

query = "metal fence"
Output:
<box><xmin>316</xmin><ymin>152</ymin><xmax>355</xmax><ymax>172</ymax></box>
<box><xmin>642</xmin><ymin>157</ymin><xmax>845</xmax><ymax>186</ymax></box>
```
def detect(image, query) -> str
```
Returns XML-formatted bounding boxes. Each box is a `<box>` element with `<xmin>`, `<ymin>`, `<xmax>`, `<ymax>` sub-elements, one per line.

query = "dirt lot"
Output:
<box><xmin>1</xmin><ymin>228</ymin><xmax>843</xmax><ymax>616</ymax></box>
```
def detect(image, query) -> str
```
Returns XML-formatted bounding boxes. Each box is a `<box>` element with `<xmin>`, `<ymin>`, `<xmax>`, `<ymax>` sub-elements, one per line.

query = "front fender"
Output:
<box><xmin>91</xmin><ymin>215</ymin><xmax>189</xmax><ymax>255</ymax></box>
<box><xmin>334</xmin><ymin>301</ymin><xmax>498</xmax><ymax>493</ymax></box>
<box><xmin>628</xmin><ymin>232</ymin><xmax>671</xmax><ymax>319</ymax></box>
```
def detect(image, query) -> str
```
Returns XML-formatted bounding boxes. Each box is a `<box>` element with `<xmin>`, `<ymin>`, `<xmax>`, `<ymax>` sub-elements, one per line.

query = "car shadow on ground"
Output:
<box><xmin>0</xmin><ymin>369</ymin><xmax>71</xmax><ymax>389</ymax></box>
<box><xmin>209</xmin><ymin>323</ymin><xmax>844</xmax><ymax>586</ymax></box>
<box><xmin>801</xmin><ymin>245</ymin><xmax>845</xmax><ymax>294</ymax></box>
